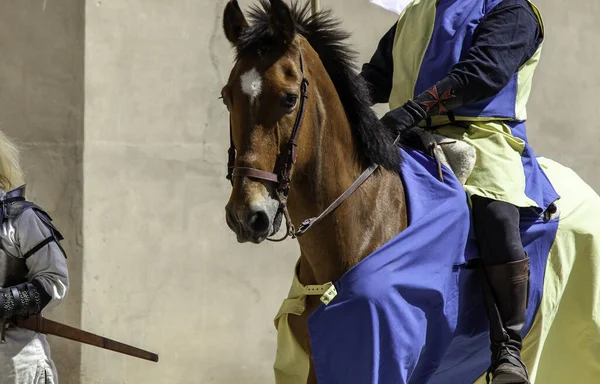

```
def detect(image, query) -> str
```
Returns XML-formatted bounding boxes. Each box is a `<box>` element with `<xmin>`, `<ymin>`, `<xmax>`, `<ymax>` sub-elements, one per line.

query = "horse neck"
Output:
<box><xmin>287</xmin><ymin>73</ymin><xmax>408</xmax><ymax>285</ymax></box>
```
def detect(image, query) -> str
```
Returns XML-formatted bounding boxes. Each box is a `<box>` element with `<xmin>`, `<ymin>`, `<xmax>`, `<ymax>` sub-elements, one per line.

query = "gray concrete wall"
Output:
<box><xmin>0</xmin><ymin>1</ymin><xmax>84</xmax><ymax>383</ymax></box>
<box><xmin>82</xmin><ymin>1</ymin><xmax>301</xmax><ymax>383</ymax></box>
<box><xmin>2</xmin><ymin>0</ymin><xmax>598</xmax><ymax>383</ymax></box>
<box><xmin>524</xmin><ymin>0</ymin><xmax>600</xmax><ymax>191</ymax></box>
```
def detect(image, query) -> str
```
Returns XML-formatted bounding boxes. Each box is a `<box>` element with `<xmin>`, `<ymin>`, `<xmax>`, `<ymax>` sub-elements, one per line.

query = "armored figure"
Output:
<box><xmin>0</xmin><ymin>132</ymin><xmax>69</xmax><ymax>384</ymax></box>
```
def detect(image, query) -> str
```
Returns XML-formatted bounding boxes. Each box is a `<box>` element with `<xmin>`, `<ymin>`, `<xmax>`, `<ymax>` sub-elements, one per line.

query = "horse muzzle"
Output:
<box><xmin>225</xmin><ymin>198</ymin><xmax>280</xmax><ymax>244</ymax></box>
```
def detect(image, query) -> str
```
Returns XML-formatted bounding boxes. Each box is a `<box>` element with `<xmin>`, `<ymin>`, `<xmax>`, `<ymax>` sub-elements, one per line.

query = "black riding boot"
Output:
<box><xmin>481</xmin><ymin>257</ymin><xmax>531</xmax><ymax>384</ymax></box>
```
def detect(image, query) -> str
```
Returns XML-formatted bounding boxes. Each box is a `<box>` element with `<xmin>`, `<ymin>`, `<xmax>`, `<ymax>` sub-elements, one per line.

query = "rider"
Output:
<box><xmin>0</xmin><ymin>131</ymin><xmax>69</xmax><ymax>384</ymax></box>
<box><xmin>360</xmin><ymin>0</ymin><xmax>559</xmax><ymax>382</ymax></box>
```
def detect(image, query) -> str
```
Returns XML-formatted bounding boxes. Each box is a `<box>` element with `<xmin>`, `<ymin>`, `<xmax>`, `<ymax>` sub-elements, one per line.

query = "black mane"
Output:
<box><xmin>235</xmin><ymin>0</ymin><xmax>402</xmax><ymax>172</ymax></box>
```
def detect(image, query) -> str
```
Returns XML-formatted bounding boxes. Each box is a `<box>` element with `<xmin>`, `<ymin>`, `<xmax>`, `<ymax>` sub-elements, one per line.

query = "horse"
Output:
<box><xmin>220</xmin><ymin>1</ymin><xmax>600</xmax><ymax>383</ymax></box>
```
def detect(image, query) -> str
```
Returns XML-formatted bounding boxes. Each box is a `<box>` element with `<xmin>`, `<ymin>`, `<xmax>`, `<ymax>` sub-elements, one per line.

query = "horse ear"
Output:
<box><xmin>269</xmin><ymin>0</ymin><xmax>296</xmax><ymax>43</ymax></box>
<box><xmin>223</xmin><ymin>0</ymin><xmax>249</xmax><ymax>45</ymax></box>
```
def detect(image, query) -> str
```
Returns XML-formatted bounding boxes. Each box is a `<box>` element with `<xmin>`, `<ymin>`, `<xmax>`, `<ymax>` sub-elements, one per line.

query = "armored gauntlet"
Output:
<box><xmin>0</xmin><ymin>282</ymin><xmax>48</xmax><ymax>320</ymax></box>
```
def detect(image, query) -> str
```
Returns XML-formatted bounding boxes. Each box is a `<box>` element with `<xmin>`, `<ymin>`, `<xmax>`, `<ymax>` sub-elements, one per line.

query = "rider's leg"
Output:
<box><xmin>471</xmin><ymin>195</ymin><xmax>530</xmax><ymax>384</ymax></box>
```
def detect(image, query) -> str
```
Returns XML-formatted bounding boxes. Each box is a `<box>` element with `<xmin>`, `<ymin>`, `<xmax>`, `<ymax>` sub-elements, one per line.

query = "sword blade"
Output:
<box><xmin>15</xmin><ymin>315</ymin><xmax>159</xmax><ymax>362</ymax></box>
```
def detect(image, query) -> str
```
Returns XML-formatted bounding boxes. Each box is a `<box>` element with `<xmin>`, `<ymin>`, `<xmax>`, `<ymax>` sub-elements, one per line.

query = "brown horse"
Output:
<box><xmin>221</xmin><ymin>1</ymin><xmax>600</xmax><ymax>384</ymax></box>
<box><xmin>222</xmin><ymin>0</ymin><xmax>406</xmax><ymax>380</ymax></box>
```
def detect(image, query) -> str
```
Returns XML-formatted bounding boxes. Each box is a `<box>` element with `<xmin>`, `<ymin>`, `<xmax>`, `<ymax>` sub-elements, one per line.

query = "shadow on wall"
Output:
<box><xmin>0</xmin><ymin>1</ymin><xmax>85</xmax><ymax>384</ymax></box>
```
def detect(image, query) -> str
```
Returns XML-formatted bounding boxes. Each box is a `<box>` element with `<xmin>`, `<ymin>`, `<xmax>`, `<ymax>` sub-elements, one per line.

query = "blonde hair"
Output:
<box><xmin>0</xmin><ymin>130</ymin><xmax>25</xmax><ymax>192</ymax></box>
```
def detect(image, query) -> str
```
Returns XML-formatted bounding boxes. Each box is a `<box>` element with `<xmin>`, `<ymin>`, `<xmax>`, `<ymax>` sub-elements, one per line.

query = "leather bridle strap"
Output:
<box><xmin>295</xmin><ymin>163</ymin><xmax>379</xmax><ymax>237</ymax></box>
<box><xmin>226</xmin><ymin>122</ymin><xmax>236</xmax><ymax>184</ymax></box>
<box><xmin>232</xmin><ymin>167</ymin><xmax>279</xmax><ymax>183</ymax></box>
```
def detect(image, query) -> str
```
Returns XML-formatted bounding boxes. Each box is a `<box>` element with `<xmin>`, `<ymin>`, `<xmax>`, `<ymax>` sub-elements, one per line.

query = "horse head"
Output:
<box><xmin>221</xmin><ymin>0</ymin><xmax>315</xmax><ymax>244</ymax></box>
<box><xmin>221</xmin><ymin>0</ymin><xmax>402</xmax><ymax>249</ymax></box>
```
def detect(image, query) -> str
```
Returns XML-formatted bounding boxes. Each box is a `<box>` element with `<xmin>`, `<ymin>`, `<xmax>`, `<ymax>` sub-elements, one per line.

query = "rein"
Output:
<box><xmin>226</xmin><ymin>50</ymin><xmax>380</xmax><ymax>241</ymax></box>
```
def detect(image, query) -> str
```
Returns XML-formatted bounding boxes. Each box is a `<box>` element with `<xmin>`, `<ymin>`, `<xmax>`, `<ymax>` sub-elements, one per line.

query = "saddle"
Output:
<box><xmin>398</xmin><ymin>126</ymin><xmax>477</xmax><ymax>185</ymax></box>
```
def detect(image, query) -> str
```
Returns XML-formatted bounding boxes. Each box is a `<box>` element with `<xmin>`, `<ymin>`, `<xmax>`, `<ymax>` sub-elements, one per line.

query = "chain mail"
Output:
<box><xmin>1</xmin><ymin>285</ymin><xmax>42</xmax><ymax>319</ymax></box>
<box><xmin>1</xmin><ymin>290</ymin><xmax>14</xmax><ymax>318</ymax></box>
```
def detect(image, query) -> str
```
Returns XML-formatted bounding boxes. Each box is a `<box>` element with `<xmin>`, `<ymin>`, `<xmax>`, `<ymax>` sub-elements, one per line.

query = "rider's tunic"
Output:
<box><xmin>380</xmin><ymin>0</ymin><xmax>559</xmax><ymax>212</ymax></box>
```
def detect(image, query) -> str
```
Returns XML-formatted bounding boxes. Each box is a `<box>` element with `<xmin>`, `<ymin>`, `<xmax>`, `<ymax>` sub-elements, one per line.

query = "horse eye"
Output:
<box><xmin>281</xmin><ymin>93</ymin><xmax>298</xmax><ymax>109</ymax></box>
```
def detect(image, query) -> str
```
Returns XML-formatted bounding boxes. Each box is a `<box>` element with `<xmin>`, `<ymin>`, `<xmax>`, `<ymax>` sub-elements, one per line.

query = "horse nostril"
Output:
<box><xmin>247</xmin><ymin>210</ymin><xmax>270</xmax><ymax>235</ymax></box>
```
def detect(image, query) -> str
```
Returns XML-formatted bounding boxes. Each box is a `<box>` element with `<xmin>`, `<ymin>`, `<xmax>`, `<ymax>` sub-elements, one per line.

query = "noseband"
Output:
<box><xmin>226</xmin><ymin>50</ymin><xmax>379</xmax><ymax>241</ymax></box>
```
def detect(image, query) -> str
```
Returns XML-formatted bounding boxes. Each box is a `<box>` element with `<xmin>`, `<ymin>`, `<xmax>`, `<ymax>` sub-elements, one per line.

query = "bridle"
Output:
<box><xmin>226</xmin><ymin>49</ymin><xmax>379</xmax><ymax>242</ymax></box>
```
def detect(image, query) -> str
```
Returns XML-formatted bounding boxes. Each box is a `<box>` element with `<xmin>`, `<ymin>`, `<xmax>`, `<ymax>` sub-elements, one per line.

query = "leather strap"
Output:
<box><xmin>10</xmin><ymin>287</ymin><xmax>22</xmax><ymax>313</ymax></box>
<box><xmin>0</xmin><ymin>197</ymin><xmax>25</xmax><ymax>205</ymax></box>
<box><xmin>23</xmin><ymin>236</ymin><xmax>55</xmax><ymax>259</ymax></box>
<box><xmin>232</xmin><ymin>167</ymin><xmax>279</xmax><ymax>183</ymax></box>
<box><xmin>277</xmin><ymin>74</ymin><xmax>309</xmax><ymax>193</ymax></box>
<box><xmin>226</xmin><ymin>122</ymin><xmax>236</xmax><ymax>185</ymax></box>
<box><xmin>296</xmin><ymin>163</ymin><xmax>379</xmax><ymax>236</ymax></box>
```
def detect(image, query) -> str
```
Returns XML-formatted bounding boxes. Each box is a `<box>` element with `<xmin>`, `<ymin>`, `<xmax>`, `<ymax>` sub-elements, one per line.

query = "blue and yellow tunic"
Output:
<box><xmin>362</xmin><ymin>0</ymin><xmax>559</xmax><ymax>212</ymax></box>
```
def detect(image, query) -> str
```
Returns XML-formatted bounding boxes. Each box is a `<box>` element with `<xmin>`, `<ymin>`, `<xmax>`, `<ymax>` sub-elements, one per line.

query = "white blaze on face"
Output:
<box><xmin>240</xmin><ymin>68</ymin><xmax>263</xmax><ymax>103</ymax></box>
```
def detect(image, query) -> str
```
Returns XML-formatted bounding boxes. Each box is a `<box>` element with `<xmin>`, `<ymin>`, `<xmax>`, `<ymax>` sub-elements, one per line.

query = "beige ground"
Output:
<box><xmin>0</xmin><ymin>0</ymin><xmax>597</xmax><ymax>383</ymax></box>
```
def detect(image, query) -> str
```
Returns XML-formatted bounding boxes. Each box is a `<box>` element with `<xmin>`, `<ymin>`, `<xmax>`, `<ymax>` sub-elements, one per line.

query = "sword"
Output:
<box><xmin>13</xmin><ymin>315</ymin><xmax>159</xmax><ymax>363</ymax></box>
